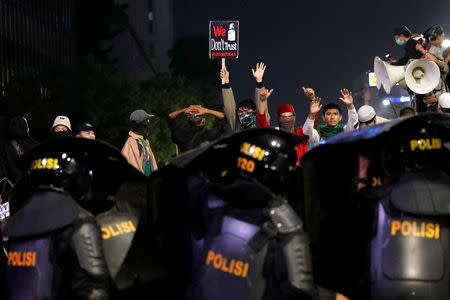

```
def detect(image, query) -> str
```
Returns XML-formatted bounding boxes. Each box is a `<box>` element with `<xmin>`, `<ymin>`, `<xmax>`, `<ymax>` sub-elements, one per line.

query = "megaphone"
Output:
<box><xmin>374</xmin><ymin>56</ymin><xmax>405</xmax><ymax>94</ymax></box>
<box><xmin>404</xmin><ymin>59</ymin><xmax>440</xmax><ymax>94</ymax></box>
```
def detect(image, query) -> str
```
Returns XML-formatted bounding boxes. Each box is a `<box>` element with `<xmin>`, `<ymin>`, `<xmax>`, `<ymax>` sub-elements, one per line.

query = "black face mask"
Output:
<box><xmin>52</xmin><ymin>131</ymin><xmax>72</xmax><ymax>138</ymax></box>
<box><xmin>133</xmin><ymin>122</ymin><xmax>150</xmax><ymax>137</ymax></box>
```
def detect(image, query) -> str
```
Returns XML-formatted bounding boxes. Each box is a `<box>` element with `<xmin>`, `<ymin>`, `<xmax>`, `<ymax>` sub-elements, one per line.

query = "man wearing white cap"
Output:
<box><xmin>50</xmin><ymin>115</ymin><xmax>72</xmax><ymax>137</ymax></box>
<box><xmin>438</xmin><ymin>92</ymin><xmax>450</xmax><ymax>114</ymax></box>
<box><xmin>357</xmin><ymin>105</ymin><xmax>389</xmax><ymax>129</ymax></box>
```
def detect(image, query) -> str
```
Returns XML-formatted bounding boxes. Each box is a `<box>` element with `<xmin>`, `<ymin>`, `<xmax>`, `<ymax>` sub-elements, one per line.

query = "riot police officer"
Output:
<box><xmin>3</xmin><ymin>141</ymin><xmax>109</xmax><ymax>299</ymax></box>
<box><xmin>170</xmin><ymin>128</ymin><xmax>347</xmax><ymax>300</ymax></box>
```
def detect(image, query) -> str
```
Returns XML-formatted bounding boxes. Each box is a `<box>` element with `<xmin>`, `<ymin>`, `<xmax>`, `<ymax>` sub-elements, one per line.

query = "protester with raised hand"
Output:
<box><xmin>167</xmin><ymin>104</ymin><xmax>228</xmax><ymax>153</ymax></box>
<box><xmin>257</xmin><ymin>88</ymin><xmax>315</xmax><ymax>162</ymax></box>
<box><xmin>303</xmin><ymin>88</ymin><xmax>358</xmax><ymax>147</ymax></box>
<box><xmin>220</xmin><ymin>62</ymin><xmax>269</xmax><ymax>132</ymax></box>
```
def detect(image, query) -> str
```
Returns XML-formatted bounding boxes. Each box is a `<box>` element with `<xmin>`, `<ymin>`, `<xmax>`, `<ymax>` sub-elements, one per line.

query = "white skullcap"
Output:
<box><xmin>438</xmin><ymin>93</ymin><xmax>450</xmax><ymax>109</ymax></box>
<box><xmin>358</xmin><ymin>105</ymin><xmax>376</xmax><ymax>123</ymax></box>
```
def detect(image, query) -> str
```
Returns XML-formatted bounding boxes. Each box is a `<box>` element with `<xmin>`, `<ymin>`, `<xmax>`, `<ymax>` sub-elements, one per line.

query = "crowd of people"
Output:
<box><xmin>0</xmin><ymin>24</ymin><xmax>449</xmax><ymax>300</ymax></box>
<box><xmin>2</xmin><ymin>29</ymin><xmax>450</xmax><ymax>182</ymax></box>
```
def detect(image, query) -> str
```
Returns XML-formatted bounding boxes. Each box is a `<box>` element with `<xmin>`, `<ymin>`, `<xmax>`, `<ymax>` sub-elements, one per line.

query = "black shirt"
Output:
<box><xmin>392</xmin><ymin>38</ymin><xmax>422</xmax><ymax>66</ymax></box>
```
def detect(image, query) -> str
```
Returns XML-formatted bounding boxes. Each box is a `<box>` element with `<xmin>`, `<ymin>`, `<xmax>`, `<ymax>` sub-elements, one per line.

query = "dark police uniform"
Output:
<box><xmin>170</xmin><ymin>128</ymin><xmax>338</xmax><ymax>300</ymax></box>
<box><xmin>3</xmin><ymin>142</ymin><xmax>110</xmax><ymax>300</ymax></box>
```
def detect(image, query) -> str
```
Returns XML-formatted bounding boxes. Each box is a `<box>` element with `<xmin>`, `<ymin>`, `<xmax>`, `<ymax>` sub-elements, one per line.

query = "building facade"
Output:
<box><xmin>107</xmin><ymin>0</ymin><xmax>174</xmax><ymax>81</ymax></box>
<box><xmin>0</xmin><ymin>0</ymin><xmax>77</xmax><ymax>95</ymax></box>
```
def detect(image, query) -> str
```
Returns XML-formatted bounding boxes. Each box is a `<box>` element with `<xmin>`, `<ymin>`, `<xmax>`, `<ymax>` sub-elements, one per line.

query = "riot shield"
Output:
<box><xmin>300</xmin><ymin>113</ymin><xmax>450</xmax><ymax>300</ymax></box>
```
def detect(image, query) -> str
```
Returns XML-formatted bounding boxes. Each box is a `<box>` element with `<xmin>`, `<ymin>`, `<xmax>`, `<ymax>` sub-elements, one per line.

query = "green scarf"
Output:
<box><xmin>316</xmin><ymin>124</ymin><xmax>345</xmax><ymax>138</ymax></box>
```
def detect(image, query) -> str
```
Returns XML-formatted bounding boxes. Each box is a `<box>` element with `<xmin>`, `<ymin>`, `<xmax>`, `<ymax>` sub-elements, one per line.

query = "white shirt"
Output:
<box><xmin>303</xmin><ymin>107</ymin><xmax>358</xmax><ymax>147</ymax></box>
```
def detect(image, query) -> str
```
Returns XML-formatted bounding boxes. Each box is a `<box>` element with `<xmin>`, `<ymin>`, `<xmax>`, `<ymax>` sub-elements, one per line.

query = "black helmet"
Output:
<box><xmin>199</xmin><ymin>128</ymin><xmax>301</xmax><ymax>193</ymax></box>
<box><xmin>28</xmin><ymin>152</ymin><xmax>91</xmax><ymax>200</ymax></box>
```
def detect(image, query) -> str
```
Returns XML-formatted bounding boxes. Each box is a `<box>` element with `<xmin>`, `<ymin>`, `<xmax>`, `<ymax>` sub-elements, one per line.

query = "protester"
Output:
<box><xmin>388</xmin><ymin>26</ymin><xmax>424</xmax><ymax>66</ymax></box>
<box><xmin>168</xmin><ymin>104</ymin><xmax>228</xmax><ymax>153</ymax></box>
<box><xmin>388</xmin><ymin>25</ymin><xmax>446</xmax><ymax>112</ymax></box>
<box><xmin>257</xmin><ymin>87</ymin><xmax>317</xmax><ymax>161</ymax></box>
<box><xmin>220</xmin><ymin>62</ymin><xmax>268</xmax><ymax>132</ymax></box>
<box><xmin>303</xmin><ymin>89</ymin><xmax>358</xmax><ymax>147</ymax></box>
<box><xmin>438</xmin><ymin>92</ymin><xmax>450</xmax><ymax>114</ymax></box>
<box><xmin>357</xmin><ymin>105</ymin><xmax>389</xmax><ymax>128</ymax></box>
<box><xmin>399</xmin><ymin>107</ymin><xmax>417</xmax><ymax>117</ymax></box>
<box><xmin>4</xmin><ymin>116</ymin><xmax>38</xmax><ymax>183</ymax></box>
<box><xmin>121</xmin><ymin>109</ymin><xmax>157</xmax><ymax>176</ymax></box>
<box><xmin>421</xmin><ymin>26</ymin><xmax>449</xmax><ymax>111</ymax></box>
<box><xmin>74</xmin><ymin>122</ymin><xmax>96</xmax><ymax>140</ymax></box>
<box><xmin>50</xmin><ymin>115</ymin><xmax>72</xmax><ymax>138</ymax></box>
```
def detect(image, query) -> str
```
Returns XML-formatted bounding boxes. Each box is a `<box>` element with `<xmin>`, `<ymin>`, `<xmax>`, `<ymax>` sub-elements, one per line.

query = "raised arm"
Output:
<box><xmin>301</xmin><ymin>86</ymin><xmax>316</xmax><ymax>101</ymax></box>
<box><xmin>339</xmin><ymin>89</ymin><xmax>358</xmax><ymax>132</ymax></box>
<box><xmin>257</xmin><ymin>89</ymin><xmax>274</xmax><ymax>128</ymax></box>
<box><xmin>168</xmin><ymin>107</ymin><xmax>189</xmax><ymax>119</ymax></box>
<box><xmin>303</xmin><ymin>96</ymin><xmax>322</xmax><ymax>146</ymax></box>
<box><xmin>253</xmin><ymin>62</ymin><xmax>270</xmax><ymax>123</ymax></box>
<box><xmin>258</xmin><ymin>88</ymin><xmax>274</xmax><ymax>115</ymax></box>
<box><xmin>220</xmin><ymin>66</ymin><xmax>237</xmax><ymax>132</ymax></box>
<box><xmin>193</xmin><ymin>105</ymin><xmax>225</xmax><ymax>119</ymax></box>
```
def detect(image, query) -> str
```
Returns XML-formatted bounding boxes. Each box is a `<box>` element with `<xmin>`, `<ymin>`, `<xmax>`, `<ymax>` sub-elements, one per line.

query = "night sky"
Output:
<box><xmin>174</xmin><ymin>0</ymin><xmax>450</xmax><ymax>125</ymax></box>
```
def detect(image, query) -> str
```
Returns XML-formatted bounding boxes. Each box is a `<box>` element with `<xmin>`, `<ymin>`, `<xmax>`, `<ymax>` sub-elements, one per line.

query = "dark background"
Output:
<box><xmin>174</xmin><ymin>0</ymin><xmax>450</xmax><ymax>124</ymax></box>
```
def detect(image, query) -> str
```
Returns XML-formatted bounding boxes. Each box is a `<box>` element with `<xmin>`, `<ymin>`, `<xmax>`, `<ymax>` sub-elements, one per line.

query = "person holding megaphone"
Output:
<box><xmin>387</xmin><ymin>26</ymin><xmax>423</xmax><ymax>66</ymax></box>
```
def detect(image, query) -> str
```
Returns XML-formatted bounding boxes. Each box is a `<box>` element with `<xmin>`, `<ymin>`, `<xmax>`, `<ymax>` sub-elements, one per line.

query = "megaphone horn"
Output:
<box><xmin>373</xmin><ymin>56</ymin><xmax>405</xmax><ymax>94</ymax></box>
<box><xmin>405</xmin><ymin>59</ymin><xmax>440</xmax><ymax>94</ymax></box>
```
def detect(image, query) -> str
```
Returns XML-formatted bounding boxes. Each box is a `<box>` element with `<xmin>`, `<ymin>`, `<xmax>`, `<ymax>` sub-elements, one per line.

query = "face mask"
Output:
<box><xmin>53</xmin><ymin>130</ymin><xmax>72</xmax><ymax>138</ymax></box>
<box><xmin>133</xmin><ymin>121</ymin><xmax>150</xmax><ymax>137</ymax></box>
<box><xmin>238</xmin><ymin>111</ymin><xmax>256</xmax><ymax>129</ymax></box>
<box><xmin>278</xmin><ymin>116</ymin><xmax>295</xmax><ymax>131</ymax></box>
<box><xmin>396</xmin><ymin>39</ymin><xmax>405</xmax><ymax>46</ymax></box>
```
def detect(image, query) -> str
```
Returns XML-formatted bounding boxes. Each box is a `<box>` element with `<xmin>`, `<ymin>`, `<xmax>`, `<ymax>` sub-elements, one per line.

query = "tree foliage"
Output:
<box><xmin>81</xmin><ymin>57</ymin><xmax>220</xmax><ymax>166</ymax></box>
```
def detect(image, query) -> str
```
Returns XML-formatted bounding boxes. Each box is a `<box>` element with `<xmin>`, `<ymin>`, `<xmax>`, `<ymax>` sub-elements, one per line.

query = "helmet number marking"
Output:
<box><xmin>237</xmin><ymin>157</ymin><xmax>255</xmax><ymax>173</ymax></box>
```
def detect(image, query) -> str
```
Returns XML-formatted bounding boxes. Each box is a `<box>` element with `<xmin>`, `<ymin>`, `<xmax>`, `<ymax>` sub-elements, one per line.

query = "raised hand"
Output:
<box><xmin>339</xmin><ymin>89</ymin><xmax>354</xmax><ymax>105</ymax></box>
<box><xmin>251</xmin><ymin>62</ymin><xmax>266</xmax><ymax>83</ymax></box>
<box><xmin>259</xmin><ymin>88</ymin><xmax>274</xmax><ymax>103</ymax></box>
<box><xmin>193</xmin><ymin>105</ymin><xmax>208</xmax><ymax>117</ymax></box>
<box><xmin>220</xmin><ymin>67</ymin><xmax>230</xmax><ymax>85</ymax></box>
<box><xmin>302</xmin><ymin>86</ymin><xmax>316</xmax><ymax>100</ymax></box>
<box><xmin>310</xmin><ymin>97</ymin><xmax>322</xmax><ymax>115</ymax></box>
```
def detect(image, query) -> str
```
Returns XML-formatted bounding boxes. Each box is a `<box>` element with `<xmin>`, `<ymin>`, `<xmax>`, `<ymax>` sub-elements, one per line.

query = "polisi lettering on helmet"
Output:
<box><xmin>240</xmin><ymin>142</ymin><xmax>267</xmax><ymax>161</ymax></box>
<box><xmin>30</xmin><ymin>158</ymin><xmax>59</xmax><ymax>170</ymax></box>
<box><xmin>410</xmin><ymin>138</ymin><xmax>442</xmax><ymax>151</ymax></box>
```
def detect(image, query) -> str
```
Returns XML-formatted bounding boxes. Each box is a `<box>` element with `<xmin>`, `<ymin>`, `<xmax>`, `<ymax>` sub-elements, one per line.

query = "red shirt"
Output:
<box><xmin>257</xmin><ymin>112</ymin><xmax>314</xmax><ymax>163</ymax></box>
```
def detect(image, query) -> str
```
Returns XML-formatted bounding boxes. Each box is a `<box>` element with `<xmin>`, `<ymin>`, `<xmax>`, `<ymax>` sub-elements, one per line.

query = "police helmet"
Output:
<box><xmin>200</xmin><ymin>128</ymin><xmax>301</xmax><ymax>193</ymax></box>
<box><xmin>28</xmin><ymin>152</ymin><xmax>91</xmax><ymax>200</ymax></box>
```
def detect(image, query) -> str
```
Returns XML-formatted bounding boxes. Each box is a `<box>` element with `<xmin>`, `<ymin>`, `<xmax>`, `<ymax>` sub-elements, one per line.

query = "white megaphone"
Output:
<box><xmin>373</xmin><ymin>56</ymin><xmax>405</xmax><ymax>94</ymax></box>
<box><xmin>404</xmin><ymin>59</ymin><xmax>440</xmax><ymax>94</ymax></box>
